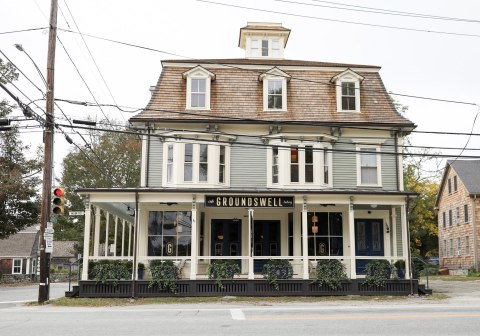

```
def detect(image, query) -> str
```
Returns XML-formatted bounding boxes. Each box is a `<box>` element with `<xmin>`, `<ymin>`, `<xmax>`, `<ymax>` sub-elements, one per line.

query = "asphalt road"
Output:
<box><xmin>0</xmin><ymin>280</ymin><xmax>479</xmax><ymax>336</ymax></box>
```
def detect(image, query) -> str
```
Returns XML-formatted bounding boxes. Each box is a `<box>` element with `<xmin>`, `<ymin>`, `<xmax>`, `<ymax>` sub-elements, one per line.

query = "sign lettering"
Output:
<box><xmin>205</xmin><ymin>195</ymin><xmax>294</xmax><ymax>208</ymax></box>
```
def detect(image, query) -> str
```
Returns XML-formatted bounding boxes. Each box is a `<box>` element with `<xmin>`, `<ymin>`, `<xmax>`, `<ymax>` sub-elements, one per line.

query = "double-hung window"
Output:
<box><xmin>12</xmin><ymin>259</ymin><xmax>22</xmax><ymax>274</ymax></box>
<box><xmin>183</xmin><ymin>66</ymin><xmax>215</xmax><ymax>110</ymax></box>
<box><xmin>167</xmin><ymin>144</ymin><xmax>174</xmax><ymax>183</ymax></box>
<box><xmin>464</xmin><ymin>204</ymin><xmax>469</xmax><ymax>222</ymax></box>
<box><xmin>341</xmin><ymin>82</ymin><xmax>356</xmax><ymax>110</ymax></box>
<box><xmin>442</xmin><ymin>212</ymin><xmax>446</xmax><ymax>228</ymax></box>
<box><xmin>272</xmin><ymin>146</ymin><xmax>279</xmax><ymax>184</ymax></box>
<box><xmin>466</xmin><ymin>236</ymin><xmax>470</xmax><ymax>255</ymax></box>
<box><xmin>260</xmin><ymin>68</ymin><xmax>290</xmax><ymax>112</ymax></box>
<box><xmin>219</xmin><ymin>145</ymin><xmax>226</xmax><ymax>184</ymax></box>
<box><xmin>268</xmin><ymin>80</ymin><xmax>283</xmax><ymax>109</ymax></box>
<box><xmin>453</xmin><ymin>175</ymin><xmax>458</xmax><ymax>192</ymax></box>
<box><xmin>449</xmin><ymin>209</ymin><xmax>453</xmax><ymax>226</ymax></box>
<box><xmin>199</xmin><ymin>144</ymin><xmax>208</xmax><ymax>182</ymax></box>
<box><xmin>448</xmin><ymin>178</ymin><xmax>452</xmax><ymax>194</ymax></box>
<box><xmin>191</xmin><ymin>79</ymin><xmax>206</xmax><ymax>108</ymax></box>
<box><xmin>358</xmin><ymin>147</ymin><xmax>380</xmax><ymax>186</ymax></box>
<box><xmin>332</xmin><ymin>69</ymin><xmax>363</xmax><ymax>112</ymax></box>
<box><xmin>304</xmin><ymin>146</ymin><xmax>314</xmax><ymax>183</ymax></box>
<box><xmin>290</xmin><ymin>146</ymin><xmax>299</xmax><ymax>183</ymax></box>
<box><xmin>184</xmin><ymin>144</ymin><xmax>193</xmax><ymax>182</ymax></box>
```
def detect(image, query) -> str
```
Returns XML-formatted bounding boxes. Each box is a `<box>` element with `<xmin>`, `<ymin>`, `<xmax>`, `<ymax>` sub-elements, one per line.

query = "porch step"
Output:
<box><xmin>418</xmin><ymin>284</ymin><xmax>433</xmax><ymax>296</ymax></box>
<box><xmin>65</xmin><ymin>285</ymin><xmax>80</xmax><ymax>298</ymax></box>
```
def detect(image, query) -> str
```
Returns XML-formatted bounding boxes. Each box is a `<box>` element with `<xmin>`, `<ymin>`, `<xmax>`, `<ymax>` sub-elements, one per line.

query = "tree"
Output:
<box><xmin>0</xmin><ymin>59</ymin><xmax>42</xmax><ymax>239</ymax></box>
<box><xmin>55</xmin><ymin>125</ymin><xmax>141</xmax><ymax>242</ymax></box>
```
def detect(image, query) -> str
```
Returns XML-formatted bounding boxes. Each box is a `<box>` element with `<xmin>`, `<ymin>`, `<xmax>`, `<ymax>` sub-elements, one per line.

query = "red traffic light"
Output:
<box><xmin>52</xmin><ymin>188</ymin><xmax>65</xmax><ymax>216</ymax></box>
<box><xmin>53</xmin><ymin>188</ymin><xmax>64</xmax><ymax>197</ymax></box>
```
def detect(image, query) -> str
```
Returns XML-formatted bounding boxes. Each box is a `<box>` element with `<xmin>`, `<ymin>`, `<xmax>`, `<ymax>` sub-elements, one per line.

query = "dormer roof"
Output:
<box><xmin>182</xmin><ymin>65</ymin><xmax>216</xmax><ymax>80</ymax></box>
<box><xmin>258</xmin><ymin>67</ymin><xmax>291</xmax><ymax>82</ymax></box>
<box><xmin>238</xmin><ymin>22</ymin><xmax>291</xmax><ymax>49</ymax></box>
<box><xmin>331</xmin><ymin>68</ymin><xmax>365</xmax><ymax>83</ymax></box>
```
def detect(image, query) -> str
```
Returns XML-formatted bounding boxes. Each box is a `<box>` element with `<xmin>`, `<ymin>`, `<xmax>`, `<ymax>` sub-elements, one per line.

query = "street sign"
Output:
<box><xmin>45</xmin><ymin>227</ymin><xmax>54</xmax><ymax>234</ymax></box>
<box><xmin>47</xmin><ymin>222</ymin><xmax>54</xmax><ymax>228</ymax></box>
<box><xmin>44</xmin><ymin>233</ymin><xmax>54</xmax><ymax>240</ymax></box>
<box><xmin>45</xmin><ymin>239</ymin><xmax>53</xmax><ymax>253</ymax></box>
<box><xmin>69</xmin><ymin>211</ymin><xmax>85</xmax><ymax>216</ymax></box>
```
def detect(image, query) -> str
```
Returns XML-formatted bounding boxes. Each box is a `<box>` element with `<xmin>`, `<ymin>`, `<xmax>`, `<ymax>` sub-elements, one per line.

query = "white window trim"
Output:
<box><xmin>259</xmin><ymin>68</ymin><xmax>290</xmax><ymax>112</ymax></box>
<box><xmin>182</xmin><ymin>66</ymin><xmax>215</xmax><ymax>110</ymax></box>
<box><xmin>356</xmin><ymin>145</ymin><xmax>382</xmax><ymax>187</ymax></box>
<box><xmin>331</xmin><ymin>69</ymin><xmax>363</xmax><ymax>113</ymax></box>
<box><xmin>162</xmin><ymin>139</ymin><xmax>230</xmax><ymax>188</ymax></box>
<box><xmin>12</xmin><ymin>258</ymin><xmax>23</xmax><ymax>274</ymax></box>
<box><xmin>267</xmin><ymin>140</ymin><xmax>332</xmax><ymax>189</ymax></box>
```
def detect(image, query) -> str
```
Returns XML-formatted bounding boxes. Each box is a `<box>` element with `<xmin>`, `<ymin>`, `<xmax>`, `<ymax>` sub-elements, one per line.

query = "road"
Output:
<box><xmin>0</xmin><ymin>280</ymin><xmax>479</xmax><ymax>336</ymax></box>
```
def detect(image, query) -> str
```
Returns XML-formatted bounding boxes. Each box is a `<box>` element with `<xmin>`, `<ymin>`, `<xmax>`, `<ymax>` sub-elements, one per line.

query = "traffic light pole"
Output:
<box><xmin>38</xmin><ymin>0</ymin><xmax>58</xmax><ymax>304</ymax></box>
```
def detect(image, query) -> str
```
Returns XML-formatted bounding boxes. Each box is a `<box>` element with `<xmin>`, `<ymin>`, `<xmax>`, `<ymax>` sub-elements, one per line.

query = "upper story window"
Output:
<box><xmin>464</xmin><ymin>204</ymin><xmax>469</xmax><ymax>223</ymax></box>
<box><xmin>357</xmin><ymin>146</ymin><xmax>382</xmax><ymax>186</ymax></box>
<box><xmin>162</xmin><ymin>133</ymin><xmax>234</xmax><ymax>188</ymax></box>
<box><xmin>453</xmin><ymin>175</ymin><xmax>458</xmax><ymax>192</ymax></box>
<box><xmin>182</xmin><ymin>66</ymin><xmax>215</xmax><ymax>110</ymax></box>
<box><xmin>448</xmin><ymin>178</ymin><xmax>452</xmax><ymax>194</ymax></box>
<box><xmin>259</xmin><ymin>67</ymin><xmax>290</xmax><ymax>112</ymax></box>
<box><xmin>249</xmin><ymin>38</ymin><xmax>283</xmax><ymax>58</ymax></box>
<box><xmin>442</xmin><ymin>211</ymin><xmax>446</xmax><ymax>228</ymax></box>
<box><xmin>267</xmin><ymin>137</ymin><xmax>333</xmax><ymax>188</ymax></box>
<box><xmin>331</xmin><ymin>69</ymin><xmax>364</xmax><ymax>113</ymax></box>
<box><xmin>449</xmin><ymin>209</ymin><xmax>453</xmax><ymax>226</ymax></box>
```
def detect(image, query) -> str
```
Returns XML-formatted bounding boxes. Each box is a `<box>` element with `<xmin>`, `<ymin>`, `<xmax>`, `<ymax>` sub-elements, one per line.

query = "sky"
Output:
<box><xmin>1</xmin><ymin>0</ymin><xmax>479</xmax><ymax>181</ymax></box>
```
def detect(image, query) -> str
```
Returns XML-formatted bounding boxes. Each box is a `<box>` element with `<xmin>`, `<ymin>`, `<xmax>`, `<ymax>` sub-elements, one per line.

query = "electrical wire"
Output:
<box><xmin>0</xmin><ymin>27</ymin><xmax>48</xmax><ymax>35</ymax></box>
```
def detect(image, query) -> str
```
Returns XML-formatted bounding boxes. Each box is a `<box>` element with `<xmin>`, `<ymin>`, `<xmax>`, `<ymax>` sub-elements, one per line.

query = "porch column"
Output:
<box><xmin>26</xmin><ymin>259</ymin><xmax>30</xmax><ymax>276</ymax></box>
<box><xmin>104</xmin><ymin>212</ymin><xmax>110</xmax><ymax>256</ymax></box>
<box><xmin>392</xmin><ymin>208</ymin><xmax>398</xmax><ymax>259</ymax></box>
<box><xmin>82</xmin><ymin>197</ymin><xmax>92</xmax><ymax>280</ymax></box>
<box><xmin>93</xmin><ymin>206</ymin><xmax>101</xmax><ymax>257</ymax></box>
<box><xmin>121</xmin><ymin>220</ymin><xmax>125</xmax><ymax>256</ymax></box>
<box><xmin>349</xmin><ymin>197</ymin><xmax>356</xmax><ymax>279</ymax></box>
<box><xmin>302</xmin><ymin>197</ymin><xmax>309</xmax><ymax>279</ymax></box>
<box><xmin>113</xmin><ymin>217</ymin><xmax>118</xmax><ymax>257</ymax></box>
<box><xmin>128</xmin><ymin>223</ymin><xmax>132</xmax><ymax>257</ymax></box>
<box><xmin>248</xmin><ymin>208</ymin><xmax>254</xmax><ymax>279</ymax></box>
<box><xmin>401</xmin><ymin>204</ymin><xmax>411</xmax><ymax>279</ymax></box>
<box><xmin>190</xmin><ymin>195</ymin><xmax>198</xmax><ymax>280</ymax></box>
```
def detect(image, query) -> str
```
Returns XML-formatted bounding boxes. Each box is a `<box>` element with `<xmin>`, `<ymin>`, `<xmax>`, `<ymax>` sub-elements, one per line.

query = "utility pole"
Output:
<box><xmin>38</xmin><ymin>0</ymin><xmax>58</xmax><ymax>304</ymax></box>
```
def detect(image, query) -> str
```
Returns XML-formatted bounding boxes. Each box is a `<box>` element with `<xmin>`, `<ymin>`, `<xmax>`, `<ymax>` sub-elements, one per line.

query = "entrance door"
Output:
<box><xmin>211</xmin><ymin>219</ymin><xmax>241</xmax><ymax>258</ymax></box>
<box><xmin>355</xmin><ymin>219</ymin><xmax>384</xmax><ymax>274</ymax></box>
<box><xmin>253</xmin><ymin>220</ymin><xmax>281</xmax><ymax>273</ymax></box>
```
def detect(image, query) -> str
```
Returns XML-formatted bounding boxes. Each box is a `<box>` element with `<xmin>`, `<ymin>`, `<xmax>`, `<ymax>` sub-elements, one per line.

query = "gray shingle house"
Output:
<box><xmin>0</xmin><ymin>226</ymin><xmax>39</xmax><ymax>280</ymax></box>
<box><xmin>76</xmin><ymin>22</ymin><xmax>417</xmax><ymax>292</ymax></box>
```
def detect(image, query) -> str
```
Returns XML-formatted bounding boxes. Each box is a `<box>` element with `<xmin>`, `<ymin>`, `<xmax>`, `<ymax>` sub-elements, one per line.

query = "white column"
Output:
<box><xmin>26</xmin><ymin>259</ymin><xmax>30</xmax><ymax>276</ymax></box>
<box><xmin>293</xmin><ymin>209</ymin><xmax>301</xmax><ymax>256</ymax></box>
<box><xmin>104</xmin><ymin>212</ymin><xmax>110</xmax><ymax>256</ymax></box>
<box><xmin>302</xmin><ymin>197</ymin><xmax>309</xmax><ymax>279</ymax></box>
<box><xmin>128</xmin><ymin>223</ymin><xmax>132</xmax><ymax>257</ymax></box>
<box><xmin>401</xmin><ymin>204</ymin><xmax>410</xmax><ymax>279</ymax></box>
<box><xmin>248</xmin><ymin>208</ymin><xmax>254</xmax><ymax>279</ymax></box>
<box><xmin>121</xmin><ymin>220</ymin><xmax>125</xmax><ymax>257</ymax></box>
<box><xmin>114</xmin><ymin>217</ymin><xmax>118</xmax><ymax>257</ymax></box>
<box><xmin>93</xmin><ymin>207</ymin><xmax>101</xmax><ymax>257</ymax></box>
<box><xmin>349</xmin><ymin>198</ymin><xmax>357</xmax><ymax>279</ymax></box>
<box><xmin>190</xmin><ymin>195</ymin><xmax>198</xmax><ymax>280</ymax></box>
<box><xmin>392</xmin><ymin>208</ymin><xmax>398</xmax><ymax>259</ymax></box>
<box><xmin>82</xmin><ymin>199</ymin><xmax>92</xmax><ymax>280</ymax></box>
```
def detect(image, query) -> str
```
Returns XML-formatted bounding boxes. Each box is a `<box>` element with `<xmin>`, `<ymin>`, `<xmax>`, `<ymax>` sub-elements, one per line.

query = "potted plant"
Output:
<box><xmin>149</xmin><ymin>260</ymin><xmax>179</xmax><ymax>294</ymax></box>
<box><xmin>314</xmin><ymin>259</ymin><xmax>348</xmax><ymax>290</ymax></box>
<box><xmin>394</xmin><ymin>260</ymin><xmax>406</xmax><ymax>279</ymax></box>
<box><xmin>207</xmin><ymin>260</ymin><xmax>241</xmax><ymax>289</ymax></box>
<box><xmin>262</xmin><ymin>259</ymin><xmax>293</xmax><ymax>291</ymax></box>
<box><xmin>137</xmin><ymin>262</ymin><xmax>145</xmax><ymax>280</ymax></box>
<box><xmin>364</xmin><ymin>259</ymin><xmax>391</xmax><ymax>287</ymax></box>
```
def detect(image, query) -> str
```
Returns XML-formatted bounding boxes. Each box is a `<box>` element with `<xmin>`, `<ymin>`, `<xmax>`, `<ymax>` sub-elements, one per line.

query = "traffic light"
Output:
<box><xmin>52</xmin><ymin>188</ymin><xmax>65</xmax><ymax>216</ymax></box>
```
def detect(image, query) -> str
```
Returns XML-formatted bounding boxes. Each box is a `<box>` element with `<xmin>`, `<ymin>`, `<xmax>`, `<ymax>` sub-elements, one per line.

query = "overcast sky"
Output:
<box><xmin>1</xmin><ymin>0</ymin><xmax>479</xmax><ymax>180</ymax></box>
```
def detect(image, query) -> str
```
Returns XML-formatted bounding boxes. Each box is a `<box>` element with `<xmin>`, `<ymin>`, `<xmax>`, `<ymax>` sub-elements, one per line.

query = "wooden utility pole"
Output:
<box><xmin>38</xmin><ymin>0</ymin><xmax>58</xmax><ymax>303</ymax></box>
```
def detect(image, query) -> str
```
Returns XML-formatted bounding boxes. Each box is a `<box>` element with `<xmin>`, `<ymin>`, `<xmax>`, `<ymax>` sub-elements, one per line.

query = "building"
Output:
<box><xmin>77</xmin><ymin>23</ymin><xmax>416</xmax><ymax>289</ymax></box>
<box><xmin>436</xmin><ymin>160</ymin><xmax>480</xmax><ymax>273</ymax></box>
<box><xmin>0</xmin><ymin>226</ymin><xmax>39</xmax><ymax>281</ymax></box>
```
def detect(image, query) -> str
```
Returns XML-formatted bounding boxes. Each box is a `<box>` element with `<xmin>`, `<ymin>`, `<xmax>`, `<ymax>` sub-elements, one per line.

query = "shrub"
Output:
<box><xmin>149</xmin><ymin>260</ymin><xmax>179</xmax><ymax>294</ymax></box>
<box><xmin>468</xmin><ymin>267</ymin><xmax>480</xmax><ymax>277</ymax></box>
<box><xmin>90</xmin><ymin>260</ymin><xmax>132</xmax><ymax>286</ymax></box>
<box><xmin>364</xmin><ymin>259</ymin><xmax>391</xmax><ymax>287</ymax></box>
<box><xmin>262</xmin><ymin>259</ymin><xmax>293</xmax><ymax>291</ymax></box>
<box><xmin>207</xmin><ymin>260</ymin><xmax>241</xmax><ymax>289</ymax></box>
<box><xmin>314</xmin><ymin>259</ymin><xmax>348</xmax><ymax>290</ymax></box>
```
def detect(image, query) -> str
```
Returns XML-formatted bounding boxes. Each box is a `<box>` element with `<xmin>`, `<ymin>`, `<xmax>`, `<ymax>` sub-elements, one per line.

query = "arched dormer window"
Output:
<box><xmin>331</xmin><ymin>69</ymin><xmax>364</xmax><ymax>113</ymax></box>
<box><xmin>259</xmin><ymin>67</ymin><xmax>291</xmax><ymax>112</ymax></box>
<box><xmin>182</xmin><ymin>66</ymin><xmax>216</xmax><ymax>110</ymax></box>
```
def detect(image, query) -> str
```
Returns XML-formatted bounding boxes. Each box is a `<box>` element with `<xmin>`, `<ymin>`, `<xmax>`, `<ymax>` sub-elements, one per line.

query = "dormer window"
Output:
<box><xmin>331</xmin><ymin>69</ymin><xmax>364</xmax><ymax>113</ymax></box>
<box><xmin>182</xmin><ymin>66</ymin><xmax>215</xmax><ymax>110</ymax></box>
<box><xmin>239</xmin><ymin>23</ymin><xmax>290</xmax><ymax>59</ymax></box>
<box><xmin>250</xmin><ymin>38</ymin><xmax>280</xmax><ymax>57</ymax></box>
<box><xmin>259</xmin><ymin>67</ymin><xmax>291</xmax><ymax>111</ymax></box>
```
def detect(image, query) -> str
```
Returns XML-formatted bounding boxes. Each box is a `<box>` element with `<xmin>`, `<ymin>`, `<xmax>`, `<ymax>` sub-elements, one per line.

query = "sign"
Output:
<box><xmin>69</xmin><ymin>211</ymin><xmax>85</xmax><ymax>216</ymax></box>
<box><xmin>205</xmin><ymin>195</ymin><xmax>295</xmax><ymax>208</ymax></box>
<box><xmin>45</xmin><ymin>239</ymin><xmax>53</xmax><ymax>253</ymax></box>
<box><xmin>45</xmin><ymin>227</ymin><xmax>54</xmax><ymax>234</ymax></box>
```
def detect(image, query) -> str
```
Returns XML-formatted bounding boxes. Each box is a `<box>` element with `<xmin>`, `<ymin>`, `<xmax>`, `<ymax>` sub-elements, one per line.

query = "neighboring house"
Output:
<box><xmin>0</xmin><ymin>226</ymin><xmax>39</xmax><ymax>280</ymax></box>
<box><xmin>50</xmin><ymin>241</ymin><xmax>77</xmax><ymax>271</ymax></box>
<box><xmin>77</xmin><ymin>22</ymin><xmax>416</xmax><ymax>283</ymax></box>
<box><xmin>436</xmin><ymin>160</ymin><xmax>480</xmax><ymax>273</ymax></box>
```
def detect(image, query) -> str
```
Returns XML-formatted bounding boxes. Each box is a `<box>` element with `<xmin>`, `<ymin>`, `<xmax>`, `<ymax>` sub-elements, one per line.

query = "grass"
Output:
<box><xmin>425</xmin><ymin>275</ymin><xmax>480</xmax><ymax>282</ymax></box>
<box><xmin>48</xmin><ymin>295</ymin><xmax>409</xmax><ymax>307</ymax></box>
<box><xmin>423</xmin><ymin>294</ymin><xmax>449</xmax><ymax>300</ymax></box>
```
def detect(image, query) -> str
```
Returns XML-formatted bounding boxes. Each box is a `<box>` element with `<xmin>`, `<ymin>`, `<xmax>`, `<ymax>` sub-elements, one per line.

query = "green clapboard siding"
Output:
<box><xmin>230</xmin><ymin>136</ymin><xmax>267</xmax><ymax>188</ymax></box>
<box><xmin>381</xmin><ymin>139</ymin><xmax>397</xmax><ymax>191</ymax></box>
<box><xmin>332</xmin><ymin>140</ymin><xmax>356</xmax><ymax>188</ymax></box>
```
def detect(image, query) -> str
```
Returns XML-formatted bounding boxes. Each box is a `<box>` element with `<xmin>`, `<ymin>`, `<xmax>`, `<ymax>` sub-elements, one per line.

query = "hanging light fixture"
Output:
<box><xmin>311</xmin><ymin>212</ymin><xmax>318</xmax><ymax>234</ymax></box>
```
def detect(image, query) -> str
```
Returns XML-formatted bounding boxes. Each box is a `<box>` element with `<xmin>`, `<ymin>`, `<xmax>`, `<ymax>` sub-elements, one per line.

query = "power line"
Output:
<box><xmin>278</xmin><ymin>0</ymin><xmax>480</xmax><ymax>24</ymax></box>
<box><xmin>0</xmin><ymin>27</ymin><xmax>48</xmax><ymax>35</ymax></box>
<box><xmin>194</xmin><ymin>0</ymin><xmax>480</xmax><ymax>38</ymax></box>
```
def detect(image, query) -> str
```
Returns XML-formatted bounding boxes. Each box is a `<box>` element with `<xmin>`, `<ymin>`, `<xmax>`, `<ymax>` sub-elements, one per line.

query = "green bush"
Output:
<box><xmin>262</xmin><ymin>259</ymin><xmax>293</xmax><ymax>291</ymax></box>
<box><xmin>90</xmin><ymin>260</ymin><xmax>132</xmax><ymax>286</ymax></box>
<box><xmin>207</xmin><ymin>260</ymin><xmax>241</xmax><ymax>289</ymax></box>
<box><xmin>314</xmin><ymin>259</ymin><xmax>348</xmax><ymax>290</ymax></box>
<box><xmin>364</xmin><ymin>260</ymin><xmax>391</xmax><ymax>287</ymax></box>
<box><xmin>149</xmin><ymin>260</ymin><xmax>179</xmax><ymax>294</ymax></box>
<box><xmin>468</xmin><ymin>267</ymin><xmax>480</xmax><ymax>277</ymax></box>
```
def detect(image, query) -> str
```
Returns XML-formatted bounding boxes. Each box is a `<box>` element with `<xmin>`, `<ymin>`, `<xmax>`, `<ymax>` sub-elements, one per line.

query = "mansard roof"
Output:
<box><xmin>132</xmin><ymin>58</ymin><xmax>414</xmax><ymax>128</ymax></box>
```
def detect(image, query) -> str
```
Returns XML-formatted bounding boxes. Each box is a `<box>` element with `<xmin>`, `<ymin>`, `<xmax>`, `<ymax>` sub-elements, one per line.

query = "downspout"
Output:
<box><xmin>473</xmin><ymin>195</ymin><xmax>478</xmax><ymax>270</ymax></box>
<box><xmin>145</xmin><ymin>124</ymin><xmax>151</xmax><ymax>187</ymax></box>
<box><xmin>131</xmin><ymin>192</ymin><xmax>139</xmax><ymax>298</ymax></box>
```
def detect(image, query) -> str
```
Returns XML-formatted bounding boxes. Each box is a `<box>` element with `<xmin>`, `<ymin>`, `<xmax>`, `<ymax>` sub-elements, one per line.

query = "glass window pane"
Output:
<box><xmin>361</xmin><ymin>150</ymin><xmax>376</xmax><ymax>166</ymax></box>
<box><xmin>177</xmin><ymin>236</ymin><xmax>191</xmax><ymax>256</ymax></box>
<box><xmin>330</xmin><ymin>237</ymin><xmax>343</xmax><ymax>255</ymax></box>
<box><xmin>361</xmin><ymin>167</ymin><xmax>377</xmax><ymax>184</ymax></box>
<box><xmin>148</xmin><ymin>236</ymin><xmax>163</xmax><ymax>256</ymax></box>
<box><xmin>274</xmin><ymin>96</ymin><xmax>282</xmax><ymax>109</ymax></box>
<box><xmin>291</xmin><ymin>165</ymin><xmax>299</xmax><ymax>182</ymax></box>
<box><xmin>148</xmin><ymin>211</ymin><xmax>163</xmax><ymax>235</ymax></box>
<box><xmin>305</xmin><ymin>165</ymin><xmax>313</xmax><ymax>183</ymax></box>
<box><xmin>317</xmin><ymin>237</ymin><xmax>329</xmax><ymax>256</ymax></box>
<box><xmin>329</xmin><ymin>213</ymin><xmax>343</xmax><ymax>236</ymax></box>
<box><xmin>290</xmin><ymin>147</ymin><xmax>298</xmax><ymax>163</ymax></box>
<box><xmin>163</xmin><ymin>236</ymin><xmax>176</xmax><ymax>256</ymax></box>
<box><xmin>262</xmin><ymin>39</ymin><xmax>268</xmax><ymax>56</ymax></box>
<box><xmin>199</xmin><ymin>164</ymin><xmax>208</xmax><ymax>181</ymax></box>
<box><xmin>198</xmin><ymin>78</ymin><xmax>206</xmax><ymax>92</ymax></box>
<box><xmin>192</xmin><ymin>79</ymin><xmax>199</xmax><ymax>92</ymax></box>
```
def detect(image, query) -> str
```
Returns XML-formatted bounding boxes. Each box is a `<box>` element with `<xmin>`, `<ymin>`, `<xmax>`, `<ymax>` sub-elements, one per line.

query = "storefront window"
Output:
<box><xmin>148</xmin><ymin>211</ymin><xmax>192</xmax><ymax>256</ymax></box>
<box><xmin>307</xmin><ymin>212</ymin><xmax>343</xmax><ymax>256</ymax></box>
